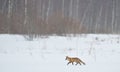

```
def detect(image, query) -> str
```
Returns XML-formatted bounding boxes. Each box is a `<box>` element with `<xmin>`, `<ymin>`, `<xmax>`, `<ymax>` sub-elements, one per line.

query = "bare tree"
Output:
<box><xmin>104</xmin><ymin>2</ymin><xmax>108</xmax><ymax>33</ymax></box>
<box><xmin>115</xmin><ymin>0</ymin><xmax>119</xmax><ymax>34</ymax></box>
<box><xmin>75</xmin><ymin>0</ymin><xmax>79</xmax><ymax>34</ymax></box>
<box><xmin>1</xmin><ymin>0</ymin><xmax>7</xmax><ymax>13</ymax></box>
<box><xmin>62</xmin><ymin>0</ymin><xmax>64</xmax><ymax>17</ymax></box>
<box><xmin>95</xmin><ymin>5</ymin><xmax>103</xmax><ymax>33</ymax></box>
<box><xmin>111</xmin><ymin>0</ymin><xmax>115</xmax><ymax>34</ymax></box>
<box><xmin>69</xmin><ymin>0</ymin><xmax>73</xmax><ymax>19</ymax></box>
<box><xmin>42</xmin><ymin>0</ymin><xmax>45</xmax><ymax>21</ymax></box>
<box><xmin>24</xmin><ymin>0</ymin><xmax>28</xmax><ymax>26</ymax></box>
<box><xmin>7</xmin><ymin>0</ymin><xmax>13</xmax><ymax>33</ymax></box>
<box><xmin>69</xmin><ymin>0</ymin><xmax>73</xmax><ymax>33</ymax></box>
<box><xmin>46</xmin><ymin>0</ymin><xmax>51</xmax><ymax>24</ymax></box>
<box><xmin>76</xmin><ymin>0</ymin><xmax>79</xmax><ymax>19</ymax></box>
<box><xmin>80</xmin><ymin>0</ymin><xmax>93</xmax><ymax>33</ymax></box>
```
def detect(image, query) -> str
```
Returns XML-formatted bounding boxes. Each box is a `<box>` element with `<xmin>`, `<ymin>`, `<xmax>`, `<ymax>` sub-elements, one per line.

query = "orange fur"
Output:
<box><xmin>65</xmin><ymin>56</ymin><xmax>85</xmax><ymax>65</ymax></box>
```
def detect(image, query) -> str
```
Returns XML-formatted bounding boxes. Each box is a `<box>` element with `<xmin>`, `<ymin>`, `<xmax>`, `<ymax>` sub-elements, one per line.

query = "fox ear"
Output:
<box><xmin>65</xmin><ymin>56</ymin><xmax>67</xmax><ymax>60</ymax></box>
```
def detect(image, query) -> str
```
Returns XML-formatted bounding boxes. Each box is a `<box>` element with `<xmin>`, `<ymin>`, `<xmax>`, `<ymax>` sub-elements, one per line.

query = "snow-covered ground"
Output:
<box><xmin>0</xmin><ymin>34</ymin><xmax>120</xmax><ymax>72</ymax></box>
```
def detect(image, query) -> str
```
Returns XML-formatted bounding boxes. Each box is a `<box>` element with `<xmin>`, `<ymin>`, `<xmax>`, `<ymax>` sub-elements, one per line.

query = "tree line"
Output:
<box><xmin>0</xmin><ymin>0</ymin><xmax>120</xmax><ymax>36</ymax></box>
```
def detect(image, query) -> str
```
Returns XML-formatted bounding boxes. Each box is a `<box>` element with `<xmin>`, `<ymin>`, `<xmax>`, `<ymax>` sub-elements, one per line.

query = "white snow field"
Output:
<box><xmin>0</xmin><ymin>34</ymin><xmax>120</xmax><ymax>72</ymax></box>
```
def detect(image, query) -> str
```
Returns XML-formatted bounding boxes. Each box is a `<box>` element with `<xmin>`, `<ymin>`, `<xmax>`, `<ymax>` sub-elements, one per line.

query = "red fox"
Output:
<box><xmin>65</xmin><ymin>56</ymin><xmax>85</xmax><ymax>65</ymax></box>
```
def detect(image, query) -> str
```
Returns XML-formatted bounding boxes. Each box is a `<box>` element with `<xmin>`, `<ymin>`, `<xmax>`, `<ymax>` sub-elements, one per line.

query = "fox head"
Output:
<box><xmin>65</xmin><ymin>56</ymin><xmax>69</xmax><ymax>60</ymax></box>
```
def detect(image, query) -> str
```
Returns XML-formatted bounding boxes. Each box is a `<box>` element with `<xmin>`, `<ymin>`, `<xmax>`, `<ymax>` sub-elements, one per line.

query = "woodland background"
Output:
<box><xmin>0</xmin><ymin>0</ymin><xmax>120</xmax><ymax>36</ymax></box>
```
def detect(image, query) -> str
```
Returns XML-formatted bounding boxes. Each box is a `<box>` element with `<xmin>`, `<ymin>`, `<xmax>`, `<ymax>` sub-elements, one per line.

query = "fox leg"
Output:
<box><xmin>81</xmin><ymin>61</ymin><xmax>85</xmax><ymax>65</ymax></box>
<box><xmin>82</xmin><ymin>62</ymin><xmax>85</xmax><ymax>65</ymax></box>
<box><xmin>67</xmin><ymin>62</ymin><xmax>71</xmax><ymax>65</ymax></box>
<box><xmin>72</xmin><ymin>62</ymin><xmax>74</xmax><ymax>65</ymax></box>
<box><xmin>75</xmin><ymin>62</ymin><xmax>81</xmax><ymax>65</ymax></box>
<box><xmin>78</xmin><ymin>62</ymin><xmax>81</xmax><ymax>65</ymax></box>
<box><xmin>75</xmin><ymin>62</ymin><xmax>78</xmax><ymax>65</ymax></box>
